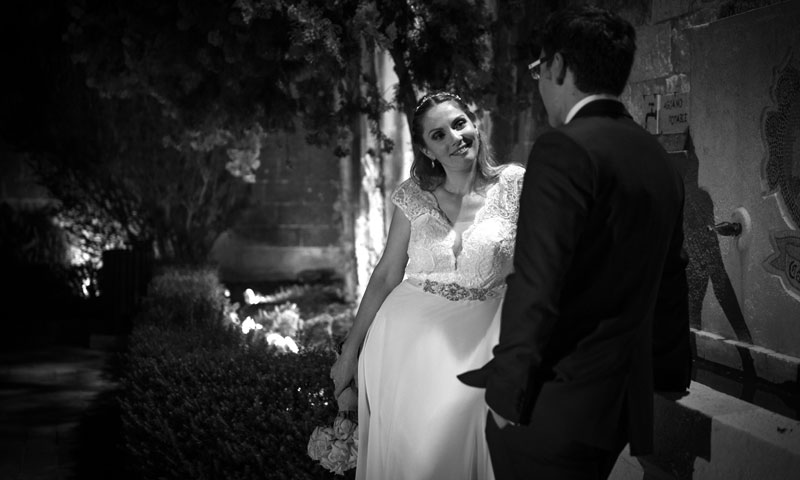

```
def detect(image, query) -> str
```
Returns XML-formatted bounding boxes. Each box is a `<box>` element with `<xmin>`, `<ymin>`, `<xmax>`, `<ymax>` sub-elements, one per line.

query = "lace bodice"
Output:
<box><xmin>392</xmin><ymin>165</ymin><xmax>525</xmax><ymax>294</ymax></box>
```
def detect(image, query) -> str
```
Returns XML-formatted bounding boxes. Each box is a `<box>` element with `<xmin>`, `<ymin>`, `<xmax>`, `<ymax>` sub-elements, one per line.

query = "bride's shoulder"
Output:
<box><xmin>391</xmin><ymin>178</ymin><xmax>428</xmax><ymax>219</ymax></box>
<box><xmin>499</xmin><ymin>163</ymin><xmax>526</xmax><ymax>182</ymax></box>
<box><xmin>392</xmin><ymin>177</ymin><xmax>423</xmax><ymax>202</ymax></box>
<box><xmin>495</xmin><ymin>163</ymin><xmax>525</xmax><ymax>192</ymax></box>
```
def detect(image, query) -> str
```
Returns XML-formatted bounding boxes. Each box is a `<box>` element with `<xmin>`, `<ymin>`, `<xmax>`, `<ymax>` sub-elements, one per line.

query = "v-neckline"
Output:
<box><xmin>424</xmin><ymin>184</ymin><xmax>497</xmax><ymax>267</ymax></box>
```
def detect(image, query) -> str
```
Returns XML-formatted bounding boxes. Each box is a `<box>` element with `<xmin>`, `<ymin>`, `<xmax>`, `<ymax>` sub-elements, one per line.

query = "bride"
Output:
<box><xmin>329</xmin><ymin>91</ymin><xmax>524</xmax><ymax>479</ymax></box>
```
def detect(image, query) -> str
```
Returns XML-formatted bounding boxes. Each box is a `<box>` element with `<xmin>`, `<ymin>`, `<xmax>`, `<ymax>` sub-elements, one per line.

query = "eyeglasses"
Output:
<box><xmin>528</xmin><ymin>56</ymin><xmax>551</xmax><ymax>80</ymax></box>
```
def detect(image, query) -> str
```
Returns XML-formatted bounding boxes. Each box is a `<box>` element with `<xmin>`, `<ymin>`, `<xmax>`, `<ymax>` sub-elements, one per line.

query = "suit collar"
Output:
<box><xmin>571</xmin><ymin>98</ymin><xmax>632</xmax><ymax>122</ymax></box>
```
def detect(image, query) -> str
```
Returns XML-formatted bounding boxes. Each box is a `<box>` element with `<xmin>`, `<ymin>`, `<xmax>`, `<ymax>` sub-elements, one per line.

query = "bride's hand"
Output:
<box><xmin>330</xmin><ymin>350</ymin><xmax>358</xmax><ymax>398</ymax></box>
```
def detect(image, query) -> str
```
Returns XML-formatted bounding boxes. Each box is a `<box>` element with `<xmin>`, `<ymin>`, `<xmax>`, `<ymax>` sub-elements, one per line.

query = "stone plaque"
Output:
<box><xmin>641</xmin><ymin>93</ymin><xmax>660</xmax><ymax>134</ymax></box>
<box><xmin>658</xmin><ymin>92</ymin><xmax>690</xmax><ymax>134</ymax></box>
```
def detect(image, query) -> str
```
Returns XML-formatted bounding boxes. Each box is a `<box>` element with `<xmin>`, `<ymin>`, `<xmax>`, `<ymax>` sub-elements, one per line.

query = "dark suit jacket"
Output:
<box><xmin>459</xmin><ymin>99</ymin><xmax>691</xmax><ymax>455</ymax></box>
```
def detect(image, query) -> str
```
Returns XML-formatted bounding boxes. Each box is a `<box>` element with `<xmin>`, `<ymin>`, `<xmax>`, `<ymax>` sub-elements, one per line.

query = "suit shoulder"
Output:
<box><xmin>530</xmin><ymin>129</ymin><xmax>593</xmax><ymax>166</ymax></box>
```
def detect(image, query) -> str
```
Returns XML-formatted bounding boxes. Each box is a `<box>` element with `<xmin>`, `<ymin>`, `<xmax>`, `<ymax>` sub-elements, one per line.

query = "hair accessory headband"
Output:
<box><xmin>413</xmin><ymin>91</ymin><xmax>465</xmax><ymax>115</ymax></box>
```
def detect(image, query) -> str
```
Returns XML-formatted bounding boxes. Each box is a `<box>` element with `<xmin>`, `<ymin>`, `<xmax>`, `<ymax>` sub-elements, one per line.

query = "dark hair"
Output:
<box><xmin>409</xmin><ymin>91</ymin><xmax>501</xmax><ymax>192</ymax></box>
<box><xmin>539</xmin><ymin>5</ymin><xmax>636</xmax><ymax>96</ymax></box>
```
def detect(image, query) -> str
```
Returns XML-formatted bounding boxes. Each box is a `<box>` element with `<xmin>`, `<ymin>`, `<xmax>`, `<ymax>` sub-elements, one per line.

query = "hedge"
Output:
<box><xmin>120</xmin><ymin>268</ymin><xmax>347</xmax><ymax>479</ymax></box>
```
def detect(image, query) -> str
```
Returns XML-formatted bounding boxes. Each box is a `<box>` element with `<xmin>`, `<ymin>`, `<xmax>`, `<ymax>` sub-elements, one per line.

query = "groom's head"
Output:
<box><xmin>535</xmin><ymin>5</ymin><xmax>636</xmax><ymax>120</ymax></box>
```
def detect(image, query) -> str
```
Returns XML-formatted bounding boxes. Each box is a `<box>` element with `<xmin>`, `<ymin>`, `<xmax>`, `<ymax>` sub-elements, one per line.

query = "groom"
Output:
<box><xmin>459</xmin><ymin>5</ymin><xmax>691</xmax><ymax>479</ymax></box>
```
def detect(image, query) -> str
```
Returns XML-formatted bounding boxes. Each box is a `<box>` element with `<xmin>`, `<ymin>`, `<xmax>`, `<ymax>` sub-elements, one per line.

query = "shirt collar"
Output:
<box><xmin>565</xmin><ymin>94</ymin><xmax>620</xmax><ymax>124</ymax></box>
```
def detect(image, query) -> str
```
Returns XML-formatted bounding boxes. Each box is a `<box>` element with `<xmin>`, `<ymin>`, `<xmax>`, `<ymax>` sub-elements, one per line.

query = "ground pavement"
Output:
<box><xmin>0</xmin><ymin>338</ymin><xmax>126</xmax><ymax>480</ymax></box>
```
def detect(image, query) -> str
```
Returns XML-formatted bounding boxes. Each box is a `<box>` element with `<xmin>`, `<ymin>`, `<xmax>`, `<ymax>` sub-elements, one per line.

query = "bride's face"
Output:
<box><xmin>419</xmin><ymin>102</ymin><xmax>480</xmax><ymax>172</ymax></box>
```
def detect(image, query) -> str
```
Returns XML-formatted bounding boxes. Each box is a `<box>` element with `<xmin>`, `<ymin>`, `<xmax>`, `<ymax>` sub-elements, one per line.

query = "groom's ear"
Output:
<box><xmin>552</xmin><ymin>52</ymin><xmax>567</xmax><ymax>86</ymax></box>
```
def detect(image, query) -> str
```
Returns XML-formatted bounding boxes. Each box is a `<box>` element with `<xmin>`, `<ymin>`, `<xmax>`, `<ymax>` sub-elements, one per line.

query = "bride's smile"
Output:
<box><xmin>420</xmin><ymin>102</ymin><xmax>480</xmax><ymax>170</ymax></box>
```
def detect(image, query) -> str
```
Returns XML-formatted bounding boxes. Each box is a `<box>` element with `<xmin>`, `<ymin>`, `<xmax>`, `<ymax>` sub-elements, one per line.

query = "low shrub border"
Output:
<box><xmin>120</xmin><ymin>267</ymin><xmax>348</xmax><ymax>479</ymax></box>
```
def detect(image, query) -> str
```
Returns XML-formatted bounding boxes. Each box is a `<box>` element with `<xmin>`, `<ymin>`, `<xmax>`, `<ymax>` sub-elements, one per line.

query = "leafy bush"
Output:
<box><xmin>235</xmin><ymin>283</ymin><xmax>355</xmax><ymax>352</ymax></box>
<box><xmin>121</xmin><ymin>324</ymin><xmax>340</xmax><ymax>480</ymax></box>
<box><xmin>138</xmin><ymin>268</ymin><xmax>231</xmax><ymax>329</ymax></box>
<box><xmin>121</xmin><ymin>267</ymin><xmax>348</xmax><ymax>479</ymax></box>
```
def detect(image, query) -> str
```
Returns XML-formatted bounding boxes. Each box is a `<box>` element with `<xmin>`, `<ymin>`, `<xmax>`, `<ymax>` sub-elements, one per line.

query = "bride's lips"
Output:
<box><xmin>451</xmin><ymin>141</ymin><xmax>473</xmax><ymax>156</ymax></box>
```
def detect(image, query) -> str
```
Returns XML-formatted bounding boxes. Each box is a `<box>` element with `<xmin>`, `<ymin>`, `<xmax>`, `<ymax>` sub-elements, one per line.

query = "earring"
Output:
<box><xmin>430</xmin><ymin>158</ymin><xmax>435</xmax><ymax>168</ymax></box>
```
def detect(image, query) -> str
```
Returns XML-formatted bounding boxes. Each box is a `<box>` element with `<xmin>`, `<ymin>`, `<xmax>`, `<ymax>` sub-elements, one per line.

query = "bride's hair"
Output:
<box><xmin>409</xmin><ymin>91</ymin><xmax>503</xmax><ymax>192</ymax></box>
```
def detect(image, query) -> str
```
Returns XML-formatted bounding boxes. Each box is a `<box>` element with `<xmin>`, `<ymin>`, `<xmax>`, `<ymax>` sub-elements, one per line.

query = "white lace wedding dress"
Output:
<box><xmin>356</xmin><ymin>165</ymin><xmax>524</xmax><ymax>480</ymax></box>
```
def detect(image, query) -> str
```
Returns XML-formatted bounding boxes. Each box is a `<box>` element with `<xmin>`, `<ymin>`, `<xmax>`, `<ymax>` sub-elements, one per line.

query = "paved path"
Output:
<box><xmin>0</xmin><ymin>344</ymin><xmax>123</xmax><ymax>480</ymax></box>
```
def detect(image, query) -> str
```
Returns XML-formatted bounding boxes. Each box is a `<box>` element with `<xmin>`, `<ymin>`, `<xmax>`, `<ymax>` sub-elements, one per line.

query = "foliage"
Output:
<box><xmin>369</xmin><ymin>0</ymin><xmax>496</xmax><ymax>121</ymax></box>
<box><xmin>236</xmin><ymin>282</ymin><xmax>355</xmax><ymax>351</ymax></box>
<box><xmin>57</xmin><ymin>0</ymin><xmax>499</xmax><ymax>274</ymax></box>
<box><xmin>121</xmin><ymin>323</ymin><xmax>340</xmax><ymax>479</ymax></box>
<box><xmin>0</xmin><ymin>202</ymin><xmax>70</xmax><ymax>265</ymax></box>
<box><xmin>238</xmin><ymin>0</ymin><xmax>497</xmax><ymax>138</ymax></box>
<box><xmin>64</xmin><ymin>0</ymin><xmax>497</xmax><ymax>159</ymax></box>
<box><xmin>32</xmin><ymin>89</ymin><xmax>251</xmax><ymax>265</ymax></box>
<box><xmin>0</xmin><ymin>202</ymin><xmax>97</xmax><ymax>298</ymax></box>
<box><xmin>32</xmin><ymin>155</ymin><xmax>142</xmax><ymax>267</ymax></box>
<box><xmin>138</xmin><ymin>267</ymin><xmax>233</xmax><ymax>329</ymax></box>
<box><xmin>121</xmin><ymin>267</ymin><xmax>346</xmax><ymax>479</ymax></box>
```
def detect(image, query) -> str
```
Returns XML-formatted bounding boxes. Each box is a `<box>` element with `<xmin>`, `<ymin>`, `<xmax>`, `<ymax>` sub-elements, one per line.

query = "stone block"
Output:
<box><xmin>750</xmin><ymin>345</ymin><xmax>800</xmax><ymax>384</ymax></box>
<box><xmin>630</xmin><ymin>23</ymin><xmax>673</xmax><ymax>82</ymax></box>
<box><xmin>694</xmin><ymin>329</ymin><xmax>744</xmax><ymax>370</ymax></box>
<box><xmin>684</xmin><ymin>1</ymin><xmax>726</xmax><ymax>27</ymax></box>
<box><xmin>300</xmin><ymin>226</ymin><xmax>340</xmax><ymax>247</ymax></box>
<box><xmin>652</xmin><ymin>0</ymin><xmax>694</xmax><ymax>23</ymax></box>
<box><xmin>303</xmin><ymin>180</ymin><xmax>340</xmax><ymax>203</ymax></box>
<box><xmin>613</xmin><ymin>382</ymin><xmax>800</xmax><ymax>479</ymax></box>
<box><xmin>233</xmin><ymin>225</ymin><xmax>300</xmax><ymax>246</ymax></box>
<box><xmin>211</xmin><ymin>231</ymin><xmax>344</xmax><ymax>282</ymax></box>
<box><xmin>255</xmin><ymin>181</ymin><xmax>296</xmax><ymax>203</ymax></box>
<box><xmin>277</xmin><ymin>202</ymin><xmax>335</xmax><ymax>226</ymax></box>
<box><xmin>237</xmin><ymin>204</ymin><xmax>278</xmax><ymax>227</ymax></box>
<box><xmin>671</xmin><ymin>25</ymin><xmax>691</xmax><ymax>73</ymax></box>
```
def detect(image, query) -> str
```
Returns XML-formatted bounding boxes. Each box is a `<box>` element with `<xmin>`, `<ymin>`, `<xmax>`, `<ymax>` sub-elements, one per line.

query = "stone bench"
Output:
<box><xmin>610</xmin><ymin>382</ymin><xmax>800</xmax><ymax>479</ymax></box>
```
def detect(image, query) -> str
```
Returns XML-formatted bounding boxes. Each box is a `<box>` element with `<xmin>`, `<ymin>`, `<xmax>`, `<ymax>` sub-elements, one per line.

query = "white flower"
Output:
<box><xmin>265</xmin><ymin>332</ymin><xmax>284</xmax><ymax>346</ymax></box>
<box><xmin>243</xmin><ymin>288</ymin><xmax>256</xmax><ymax>305</ymax></box>
<box><xmin>265</xmin><ymin>333</ymin><xmax>299</xmax><ymax>354</ymax></box>
<box><xmin>284</xmin><ymin>336</ymin><xmax>299</xmax><ymax>354</ymax></box>
<box><xmin>241</xmin><ymin>316</ymin><xmax>262</xmax><ymax>334</ymax></box>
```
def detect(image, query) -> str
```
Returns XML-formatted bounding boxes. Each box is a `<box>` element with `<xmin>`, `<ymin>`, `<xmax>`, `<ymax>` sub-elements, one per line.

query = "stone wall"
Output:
<box><xmin>605</xmin><ymin>1</ymin><xmax>800</xmax><ymax>477</ymax></box>
<box><xmin>234</xmin><ymin>131</ymin><xmax>340</xmax><ymax>249</ymax></box>
<box><xmin>609</xmin><ymin>0</ymin><xmax>800</xmax><ymax>388</ymax></box>
<box><xmin>210</xmin><ymin>130</ymin><xmax>344</xmax><ymax>283</ymax></box>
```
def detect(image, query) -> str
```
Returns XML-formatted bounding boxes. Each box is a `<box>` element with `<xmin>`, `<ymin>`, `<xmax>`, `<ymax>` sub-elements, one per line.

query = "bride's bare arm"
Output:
<box><xmin>330</xmin><ymin>208</ymin><xmax>410</xmax><ymax>397</ymax></box>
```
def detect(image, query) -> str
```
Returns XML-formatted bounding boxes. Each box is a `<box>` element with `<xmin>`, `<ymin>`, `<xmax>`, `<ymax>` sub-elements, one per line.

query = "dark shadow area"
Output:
<box><xmin>68</xmin><ymin>346</ymin><xmax>131</xmax><ymax>480</ymax></box>
<box><xmin>68</xmin><ymin>384</ymin><xmax>132</xmax><ymax>480</ymax></box>
<box><xmin>0</xmin><ymin>345</ymin><xmax>124</xmax><ymax>479</ymax></box>
<box><xmin>639</xmin><ymin>390</ymin><xmax>712</xmax><ymax>480</ymax></box>
<box><xmin>676</xmin><ymin>132</ymin><xmax>762</xmax><ymax>406</ymax></box>
<box><xmin>681</xmin><ymin>133</ymin><xmax>754</xmax><ymax>344</ymax></box>
<box><xmin>692</xmin><ymin>356</ymin><xmax>800</xmax><ymax>421</ymax></box>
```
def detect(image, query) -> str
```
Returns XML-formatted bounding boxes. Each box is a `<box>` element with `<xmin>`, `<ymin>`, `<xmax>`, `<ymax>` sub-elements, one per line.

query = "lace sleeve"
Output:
<box><xmin>391</xmin><ymin>178</ymin><xmax>428</xmax><ymax>221</ymax></box>
<box><xmin>500</xmin><ymin>164</ymin><xmax>526</xmax><ymax>221</ymax></box>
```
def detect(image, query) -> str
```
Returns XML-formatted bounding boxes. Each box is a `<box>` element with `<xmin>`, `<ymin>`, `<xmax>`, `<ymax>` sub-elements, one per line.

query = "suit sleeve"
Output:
<box><xmin>485</xmin><ymin>130</ymin><xmax>595</xmax><ymax>424</ymax></box>
<box><xmin>652</xmin><ymin>200</ymin><xmax>692</xmax><ymax>392</ymax></box>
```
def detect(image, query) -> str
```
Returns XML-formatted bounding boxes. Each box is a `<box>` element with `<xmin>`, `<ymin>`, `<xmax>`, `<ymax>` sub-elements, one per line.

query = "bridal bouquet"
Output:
<box><xmin>307</xmin><ymin>386</ymin><xmax>358</xmax><ymax>475</ymax></box>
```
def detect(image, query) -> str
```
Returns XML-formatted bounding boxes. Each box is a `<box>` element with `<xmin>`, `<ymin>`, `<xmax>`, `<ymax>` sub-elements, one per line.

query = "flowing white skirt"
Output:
<box><xmin>356</xmin><ymin>280</ymin><xmax>502</xmax><ymax>480</ymax></box>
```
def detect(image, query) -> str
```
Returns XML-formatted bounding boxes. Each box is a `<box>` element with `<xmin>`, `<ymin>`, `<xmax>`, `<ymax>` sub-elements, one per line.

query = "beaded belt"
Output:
<box><xmin>419</xmin><ymin>279</ymin><xmax>499</xmax><ymax>302</ymax></box>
